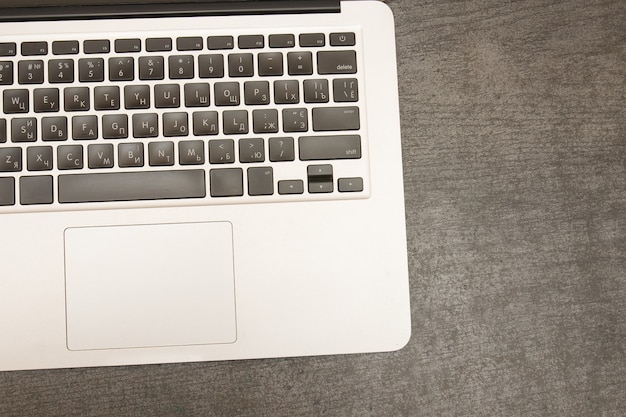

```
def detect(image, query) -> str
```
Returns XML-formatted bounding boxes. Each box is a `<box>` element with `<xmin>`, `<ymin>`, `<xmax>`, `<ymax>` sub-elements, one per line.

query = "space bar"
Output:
<box><xmin>58</xmin><ymin>170</ymin><xmax>206</xmax><ymax>203</ymax></box>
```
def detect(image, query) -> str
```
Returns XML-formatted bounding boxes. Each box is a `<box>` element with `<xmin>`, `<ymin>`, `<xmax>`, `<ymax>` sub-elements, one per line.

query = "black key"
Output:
<box><xmin>84</xmin><ymin>40</ymin><xmax>110</xmax><ymax>54</ymax></box>
<box><xmin>228</xmin><ymin>53</ymin><xmax>254</xmax><ymax>77</ymax></box>
<box><xmin>247</xmin><ymin>167</ymin><xmax>273</xmax><ymax>196</ymax></box>
<box><xmin>20</xmin><ymin>175</ymin><xmax>53</xmax><ymax>205</ymax></box>
<box><xmin>274</xmin><ymin>80</ymin><xmax>299</xmax><ymax>104</ymax></box>
<box><xmin>209</xmin><ymin>139</ymin><xmax>235</xmax><ymax>164</ymax></box>
<box><xmin>148</xmin><ymin>141</ymin><xmax>175</xmax><ymax>166</ymax></box>
<box><xmin>208</xmin><ymin>36</ymin><xmax>234</xmax><ymax>50</ymax></box>
<box><xmin>94</xmin><ymin>86</ymin><xmax>120</xmax><ymax>110</ymax></box>
<box><xmin>88</xmin><ymin>143</ymin><xmax>114</xmax><ymax>168</ymax></box>
<box><xmin>244</xmin><ymin>81</ymin><xmax>270</xmax><ymax>105</ymax></box>
<box><xmin>169</xmin><ymin>55</ymin><xmax>194</xmax><ymax>79</ymax></box>
<box><xmin>338</xmin><ymin>177</ymin><xmax>363</xmax><ymax>192</ymax></box>
<box><xmin>312</xmin><ymin>106</ymin><xmax>360</xmax><ymax>131</ymax></box>
<box><xmin>27</xmin><ymin>146</ymin><xmax>53</xmax><ymax>171</ymax></box>
<box><xmin>57</xmin><ymin>145</ymin><xmax>83</xmax><ymax>170</ymax></box>
<box><xmin>41</xmin><ymin>116</ymin><xmax>68</xmax><ymax>141</ymax></box>
<box><xmin>78</xmin><ymin>58</ymin><xmax>104</xmax><ymax>82</ymax></box>
<box><xmin>0</xmin><ymin>119</ymin><xmax>5</xmax><ymax>142</ymax></box>
<box><xmin>239</xmin><ymin>138</ymin><xmax>265</xmax><ymax>163</ymax></box>
<box><xmin>0</xmin><ymin>177</ymin><xmax>15</xmax><ymax>206</ymax></box>
<box><xmin>21</xmin><ymin>42</ymin><xmax>48</xmax><ymax>56</ymax></box>
<box><xmin>282</xmin><ymin>108</ymin><xmax>308</xmax><ymax>133</ymax></box>
<box><xmin>0</xmin><ymin>148</ymin><xmax>21</xmax><ymax>171</ymax></box>
<box><xmin>179</xmin><ymin>140</ymin><xmax>205</xmax><ymax>165</ymax></box>
<box><xmin>102</xmin><ymin>114</ymin><xmax>128</xmax><ymax>139</ymax></box>
<box><xmin>222</xmin><ymin>110</ymin><xmax>248</xmax><ymax>134</ymax></box>
<box><xmin>163</xmin><ymin>112</ymin><xmax>188</xmax><ymax>137</ymax></box>
<box><xmin>72</xmin><ymin>115</ymin><xmax>98</xmax><ymax>140</ymax></box>
<box><xmin>48</xmin><ymin>59</ymin><xmax>74</xmax><ymax>83</ymax></box>
<box><xmin>239</xmin><ymin>35</ymin><xmax>264</xmax><ymax>49</ymax></box>
<box><xmin>64</xmin><ymin>87</ymin><xmax>90</xmax><ymax>111</ymax></box>
<box><xmin>258</xmin><ymin>52</ymin><xmax>283</xmax><ymax>76</ymax></box>
<box><xmin>132</xmin><ymin>113</ymin><xmax>158</xmax><ymax>137</ymax></box>
<box><xmin>124</xmin><ymin>85</ymin><xmax>150</xmax><ymax>109</ymax></box>
<box><xmin>317</xmin><ymin>51</ymin><xmax>357</xmax><ymax>74</ymax></box>
<box><xmin>118</xmin><ymin>143</ymin><xmax>144</xmax><ymax>167</ymax></box>
<box><xmin>299</xmin><ymin>33</ymin><xmax>325</xmax><ymax>47</ymax></box>
<box><xmin>198</xmin><ymin>54</ymin><xmax>224</xmax><ymax>78</ymax></box>
<box><xmin>109</xmin><ymin>57</ymin><xmax>134</xmax><ymax>81</ymax></box>
<box><xmin>115</xmin><ymin>38</ymin><xmax>141</xmax><ymax>53</ymax></box>
<box><xmin>146</xmin><ymin>38</ymin><xmax>172</xmax><ymax>52</ymax></box>
<box><xmin>330</xmin><ymin>32</ymin><xmax>356</xmax><ymax>47</ymax></box>
<box><xmin>3</xmin><ymin>89</ymin><xmax>29</xmax><ymax>113</ymax></box>
<box><xmin>307</xmin><ymin>164</ymin><xmax>333</xmax><ymax>193</ymax></box>
<box><xmin>139</xmin><ymin>56</ymin><xmax>164</xmax><ymax>80</ymax></box>
<box><xmin>192</xmin><ymin>111</ymin><xmax>219</xmax><ymax>135</ymax></box>
<box><xmin>252</xmin><ymin>109</ymin><xmax>278</xmax><ymax>133</ymax></box>
<box><xmin>11</xmin><ymin>118</ymin><xmax>37</xmax><ymax>142</ymax></box>
<box><xmin>214</xmin><ymin>82</ymin><xmax>240</xmax><ymax>106</ymax></box>
<box><xmin>52</xmin><ymin>41</ymin><xmax>79</xmax><ymax>55</ymax></box>
<box><xmin>0</xmin><ymin>43</ymin><xmax>17</xmax><ymax>57</ymax></box>
<box><xmin>269</xmin><ymin>137</ymin><xmax>294</xmax><ymax>162</ymax></box>
<box><xmin>18</xmin><ymin>60</ymin><xmax>44</xmax><ymax>84</ymax></box>
<box><xmin>333</xmin><ymin>78</ymin><xmax>359</xmax><ymax>102</ymax></box>
<box><xmin>287</xmin><ymin>52</ymin><xmax>313</xmax><ymax>75</ymax></box>
<box><xmin>154</xmin><ymin>84</ymin><xmax>181</xmax><ymax>108</ymax></box>
<box><xmin>278</xmin><ymin>180</ymin><xmax>303</xmax><ymax>195</ymax></box>
<box><xmin>58</xmin><ymin>170</ymin><xmax>206</xmax><ymax>203</ymax></box>
<box><xmin>269</xmin><ymin>34</ymin><xmax>295</xmax><ymax>48</ymax></box>
<box><xmin>299</xmin><ymin>135</ymin><xmax>361</xmax><ymax>160</ymax></box>
<box><xmin>177</xmin><ymin>37</ymin><xmax>203</xmax><ymax>51</ymax></box>
<box><xmin>33</xmin><ymin>88</ymin><xmax>59</xmax><ymax>113</ymax></box>
<box><xmin>210</xmin><ymin>168</ymin><xmax>243</xmax><ymax>197</ymax></box>
<box><xmin>0</xmin><ymin>61</ymin><xmax>13</xmax><ymax>85</ymax></box>
<box><xmin>303</xmin><ymin>79</ymin><xmax>329</xmax><ymax>103</ymax></box>
<box><xmin>184</xmin><ymin>83</ymin><xmax>210</xmax><ymax>107</ymax></box>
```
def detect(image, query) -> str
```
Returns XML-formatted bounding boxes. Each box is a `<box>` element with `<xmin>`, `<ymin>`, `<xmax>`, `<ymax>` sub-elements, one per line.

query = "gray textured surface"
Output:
<box><xmin>1</xmin><ymin>0</ymin><xmax>625</xmax><ymax>415</ymax></box>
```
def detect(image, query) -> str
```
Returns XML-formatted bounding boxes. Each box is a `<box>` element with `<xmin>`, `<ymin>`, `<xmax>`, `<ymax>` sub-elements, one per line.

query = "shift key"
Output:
<box><xmin>299</xmin><ymin>135</ymin><xmax>361</xmax><ymax>160</ymax></box>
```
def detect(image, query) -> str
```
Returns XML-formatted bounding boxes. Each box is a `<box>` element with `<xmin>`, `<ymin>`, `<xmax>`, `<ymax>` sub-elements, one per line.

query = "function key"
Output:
<box><xmin>330</xmin><ymin>32</ymin><xmax>356</xmax><ymax>47</ymax></box>
<box><xmin>146</xmin><ymin>37</ymin><xmax>172</xmax><ymax>52</ymax></box>
<box><xmin>52</xmin><ymin>40</ymin><xmax>79</xmax><ymax>55</ymax></box>
<box><xmin>21</xmin><ymin>42</ymin><xmax>48</xmax><ymax>56</ymax></box>
<box><xmin>269</xmin><ymin>34</ymin><xmax>295</xmax><ymax>48</ymax></box>
<box><xmin>115</xmin><ymin>38</ymin><xmax>141</xmax><ymax>53</ymax></box>
<box><xmin>208</xmin><ymin>36</ymin><xmax>234</xmax><ymax>50</ymax></box>
<box><xmin>84</xmin><ymin>39</ymin><xmax>110</xmax><ymax>54</ymax></box>
<box><xmin>299</xmin><ymin>33</ymin><xmax>325</xmax><ymax>47</ymax></box>
<box><xmin>238</xmin><ymin>35</ymin><xmax>264</xmax><ymax>49</ymax></box>
<box><xmin>177</xmin><ymin>37</ymin><xmax>203</xmax><ymax>51</ymax></box>
<box><xmin>0</xmin><ymin>43</ymin><xmax>17</xmax><ymax>57</ymax></box>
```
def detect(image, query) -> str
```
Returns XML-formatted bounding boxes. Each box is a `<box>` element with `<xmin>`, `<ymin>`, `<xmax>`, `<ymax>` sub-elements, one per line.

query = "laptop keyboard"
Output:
<box><xmin>0</xmin><ymin>29</ymin><xmax>369</xmax><ymax>210</ymax></box>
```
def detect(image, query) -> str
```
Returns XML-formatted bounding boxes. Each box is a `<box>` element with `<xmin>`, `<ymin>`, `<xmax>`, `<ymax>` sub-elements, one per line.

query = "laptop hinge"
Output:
<box><xmin>0</xmin><ymin>1</ymin><xmax>341</xmax><ymax>22</ymax></box>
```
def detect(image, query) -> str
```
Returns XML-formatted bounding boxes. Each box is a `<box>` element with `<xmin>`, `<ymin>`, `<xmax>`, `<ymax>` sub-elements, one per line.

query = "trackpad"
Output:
<box><xmin>64</xmin><ymin>222</ymin><xmax>236</xmax><ymax>351</ymax></box>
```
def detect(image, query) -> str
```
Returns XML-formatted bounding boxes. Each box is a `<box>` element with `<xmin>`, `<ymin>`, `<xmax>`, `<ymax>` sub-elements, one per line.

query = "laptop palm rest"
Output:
<box><xmin>63</xmin><ymin>221</ymin><xmax>237</xmax><ymax>351</ymax></box>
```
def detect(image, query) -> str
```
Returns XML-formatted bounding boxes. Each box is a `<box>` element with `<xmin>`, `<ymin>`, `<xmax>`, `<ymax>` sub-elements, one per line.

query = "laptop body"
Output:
<box><xmin>0</xmin><ymin>0</ymin><xmax>410</xmax><ymax>371</ymax></box>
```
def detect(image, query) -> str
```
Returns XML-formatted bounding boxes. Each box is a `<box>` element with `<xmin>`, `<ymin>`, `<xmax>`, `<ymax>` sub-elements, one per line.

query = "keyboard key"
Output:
<box><xmin>247</xmin><ymin>167</ymin><xmax>273</xmax><ymax>196</ymax></box>
<box><xmin>244</xmin><ymin>81</ymin><xmax>270</xmax><ymax>105</ymax></box>
<box><xmin>124</xmin><ymin>85</ymin><xmax>150</xmax><ymax>109</ymax></box>
<box><xmin>198</xmin><ymin>54</ymin><xmax>224</xmax><ymax>78</ymax></box>
<box><xmin>115</xmin><ymin>38</ymin><xmax>141</xmax><ymax>53</ymax></box>
<box><xmin>72</xmin><ymin>115</ymin><xmax>98</xmax><ymax>140</ymax></box>
<box><xmin>299</xmin><ymin>135</ymin><xmax>361</xmax><ymax>160</ymax></box>
<box><xmin>48</xmin><ymin>59</ymin><xmax>74</xmax><ymax>83</ymax></box>
<box><xmin>274</xmin><ymin>80</ymin><xmax>299</xmax><ymax>104</ymax></box>
<box><xmin>148</xmin><ymin>141</ymin><xmax>175</xmax><ymax>166</ymax></box>
<box><xmin>0</xmin><ymin>177</ymin><xmax>15</xmax><ymax>205</ymax></box>
<box><xmin>20</xmin><ymin>175</ymin><xmax>53</xmax><ymax>205</ymax></box>
<box><xmin>179</xmin><ymin>140</ymin><xmax>205</xmax><ymax>165</ymax></box>
<box><xmin>78</xmin><ymin>58</ymin><xmax>104</xmax><ymax>82</ymax></box>
<box><xmin>269</xmin><ymin>34</ymin><xmax>295</xmax><ymax>48</ymax></box>
<box><xmin>0</xmin><ymin>61</ymin><xmax>13</xmax><ymax>85</ymax></box>
<box><xmin>307</xmin><ymin>164</ymin><xmax>333</xmax><ymax>193</ymax></box>
<box><xmin>338</xmin><ymin>177</ymin><xmax>363</xmax><ymax>192</ymax></box>
<box><xmin>209</xmin><ymin>139</ymin><xmax>235</xmax><ymax>164</ymax></box>
<box><xmin>88</xmin><ymin>143</ymin><xmax>114</xmax><ymax>168</ymax></box>
<box><xmin>239</xmin><ymin>138</ymin><xmax>265</xmax><ymax>163</ymax></box>
<box><xmin>94</xmin><ymin>86</ymin><xmax>120</xmax><ymax>110</ymax></box>
<box><xmin>252</xmin><ymin>109</ymin><xmax>278</xmax><ymax>134</ymax></box>
<box><xmin>238</xmin><ymin>35</ymin><xmax>264</xmax><ymax>49</ymax></box>
<box><xmin>146</xmin><ymin>38</ymin><xmax>172</xmax><ymax>52</ymax></box>
<box><xmin>21</xmin><ymin>42</ymin><xmax>48</xmax><ymax>56</ymax></box>
<box><xmin>269</xmin><ymin>137</ymin><xmax>295</xmax><ymax>162</ymax></box>
<box><xmin>176</xmin><ymin>37</ymin><xmax>203</xmax><ymax>51</ymax></box>
<box><xmin>84</xmin><ymin>39</ymin><xmax>110</xmax><ymax>54</ymax></box>
<box><xmin>208</xmin><ymin>36</ymin><xmax>234</xmax><ymax>50</ymax></box>
<box><xmin>282</xmin><ymin>108</ymin><xmax>308</xmax><ymax>132</ymax></box>
<box><xmin>222</xmin><ymin>110</ymin><xmax>248</xmax><ymax>134</ymax></box>
<box><xmin>109</xmin><ymin>57</ymin><xmax>134</xmax><ymax>81</ymax></box>
<box><xmin>132</xmin><ymin>113</ymin><xmax>158</xmax><ymax>137</ymax></box>
<box><xmin>154</xmin><ymin>84</ymin><xmax>181</xmax><ymax>108</ymax></box>
<box><xmin>118</xmin><ymin>143</ymin><xmax>144</xmax><ymax>167</ymax></box>
<box><xmin>102</xmin><ymin>114</ymin><xmax>128</xmax><ymax>139</ymax></box>
<box><xmin>330</xmin><ymin>32</ymin><xmax>356</xmax><ymax>46</ymax></box>
<box><xmin>139</xmin><ymin>56</ymin><xmax>164</xmax><ymax>80</ymax></box>
<box><xmin>228</xmin><ymin>53</ymin><xmax>254</xmax><ymax>77</ymax></box>
<box><xmin>18</xmin><ymin>60</ymin><xmax>45</xmax><ymax>84</ymax></box>
<box><xmin>193</xmin><ymin>111</ymin><xmax>219</xmax><ymax>135</ymax></box>
<box><xmin>27</xmin><ymin>146</ymin><xmax>54</xmax><ymax>171</ymax></box>
<box><xmin>333</xmin><ymin>78</ymin><xmax>359</xmax><ymax>102</ymax></box>
<box><xmin>58</xmin><ymin>170</ymin><xmax>206</xmax><ymax>203</ymax></box>
<box><xmin>210</xmin><ymin>168</ymin><xmax>243</xmax><ymax>197</ymax></box>
<box><xmin>52</xmin><ymin>40</ymin><xmax>79</xmax><ymax>55</ymax></box>
<box><xmin>287</xmin><ymin>51</ymin><xmax>313</xmax><ymax>75</ymax></box>
<box><xmin>299</xmin><ymin>33</ymin><xmax>325</xmax><ymax>47</ymax></box>
<box><xmin>169</xmin><ymin>55</ymin><xmax>194</xmax><ymax>79</ymax></box>
<box><xmin>11</xmin><ymin>118</ymin><xmax>37</xmax><ymax>142</ymax></box>
<box><xmin>0</xmin><ymin>148</ymin><xmax>21</xmax><ymax>171</ymax></box>
<box><xmin>0</xmin><ymin>43</ymin><xmax>17</xmax><ymax>57</ymax></box>
<box><xmin>303</xmin><ymin>79</ymin><xmax>329</xmax><ymax>103</ymax></box>
<box><xmin>258</xmin><ymin>52</ymin><xmax>283</xmax><ymax>76</ymax></box>
<box><xmin>41</xmin><ymin>116</ymin><xmax>68</xmax><ymax>141</ymax></box>
<box><xmin>214</xmin><ymin>82</ymin><xmax>240</xmax><ymax>106</ymax></box>
<box><xmin>3</xmin><ymin>89</ymin><xmax>29</xmax><ymax>113</ymax></box>
<box><xmin>278</xmin><ymin>179</ymin><xmax>303</xmax><ymax>195</ymax></box>
<box><xmin>163</xmin><ymin>112</ymin><xmax>189</xmax><ymax>137</ymax></box>
<box><xmin>312</xmin><ymin>106</ymin><xmax>360</xmax><ymax>131</ymax></box>
<box><xmin>57</xmin><ymin>145</ymin><xmax>83</xmax><ymax>169</ymax></box>
<box><xmin>184</xmin><ymin>83</ymin><xmax>211</xmax><ymax>107</ymax></box>
<box><xmin>64</xmin><ymin>87</ymin><xmax>90</xmax><ymax>111</ymax></box>
<box><xmin>0</xmin><ymin>119</ymin><xmax>5</xmax><ymax>142</ymax></box>
<box><xmin>317</xmin><ymin>50</ymin><xmax>357</xmax><ymax>74</ymax></box>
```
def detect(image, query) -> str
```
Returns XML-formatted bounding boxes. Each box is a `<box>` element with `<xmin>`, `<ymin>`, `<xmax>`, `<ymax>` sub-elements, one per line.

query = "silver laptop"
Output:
<box><xmin>0</xmin><ymin>0</ymin><xmax>410</xmax><ymax>371</ymax></box>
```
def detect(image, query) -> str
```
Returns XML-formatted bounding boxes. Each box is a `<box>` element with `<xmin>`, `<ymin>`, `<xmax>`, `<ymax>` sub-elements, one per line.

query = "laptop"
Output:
<box><xmin>0</xmin><ymin>0</ymin><xmax>410</xmax><ymax>371</ymax></box>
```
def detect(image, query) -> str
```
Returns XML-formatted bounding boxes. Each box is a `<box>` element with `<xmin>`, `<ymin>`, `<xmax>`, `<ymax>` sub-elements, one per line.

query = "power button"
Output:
<box><xmin>330</xmin><ymin>32</ymin><xmax>356</xmax><ymax>47</ymax></box>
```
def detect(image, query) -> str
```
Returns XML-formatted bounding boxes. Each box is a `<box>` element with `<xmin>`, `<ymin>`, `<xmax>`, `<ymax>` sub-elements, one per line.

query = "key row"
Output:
<box><xmin>0</xmin><ymin>33</ymin><xmax>355</xmax><ymax>57</ymax></box>
<box><xmin>0</xmin><ymin>50</ymin><xmax>356</xmax><ymax>85</ymax></box>
<box><xmin>1</xmin><ymin>79</ymin><xmax>358</xmax><ymax>115</ymax></box>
